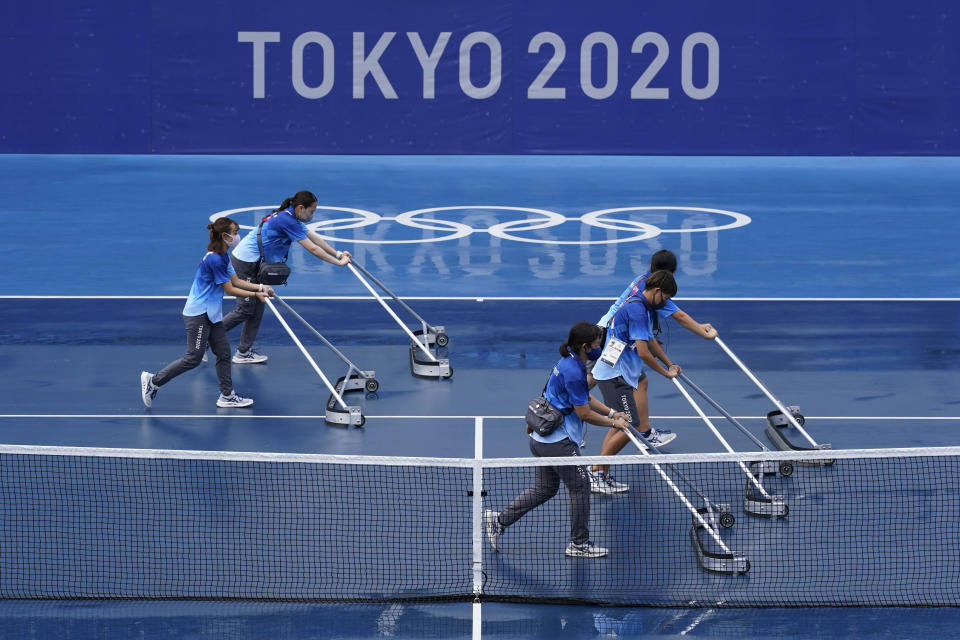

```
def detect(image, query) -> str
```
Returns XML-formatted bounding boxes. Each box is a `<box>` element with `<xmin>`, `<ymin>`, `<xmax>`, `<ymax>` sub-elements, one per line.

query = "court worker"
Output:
<box><xmin>484</xmin><ymin>321</ymin><xmax>630</xmax><ymax>559</ymax></box>
<box><xmin>140</xmin><ymin>218</ymin><xmax>273</xmax><ymax>409</ymax></box>
<box><xmin>598</xmin><ymin>249</ymin><xmax>717</xmax><ymax>340</ymax></box>
<box><xmin>222</xmin><ymin>190</ymin><xmax>352</xmax><ymax>363</ymax></box>
<box><xmin>589</xmin><ymin>270</ymin><xmax>684</xmax><ymax>494</ymax></box>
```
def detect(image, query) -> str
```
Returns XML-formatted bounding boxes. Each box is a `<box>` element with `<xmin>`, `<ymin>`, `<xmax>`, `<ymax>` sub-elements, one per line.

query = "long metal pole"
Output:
<box><xmin>623</xmin><ymin>429</ymin><xmax>733</xmax><ymax>553</ymax></box>
<box><xmin>351</xmin><ymin>261</ymin><xmax>433</xmax><ymax>330</ymax></box>
<box><xmin>678</xmin><ymin>373</ymin><xmax>769</xmax><ymax>451</ymax></box>
<box><xmin>714</xmin><ymin>337</ymin><xmax>818</xmax><ymax>447</ymax></box>
<box><xmin>273</xmin><ymin>295</ymin><xmax>360</xmax><ymax>371</ymax></box>
<box><xmin>264</xmin><ymin>298</ymin><xmax>348</xmax><ymax>409</ymax></box>
<box><xmin>348</xmin><ymin>264</ymin><xmax>437</xmax><ymax>362</ymax></box>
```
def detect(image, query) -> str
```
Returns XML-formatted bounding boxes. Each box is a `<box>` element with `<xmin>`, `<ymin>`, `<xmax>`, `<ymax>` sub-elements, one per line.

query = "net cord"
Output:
<box><xmin>5</xmin><ymin>443</ymin><xmax>960</xmax><ymax>467</ymax></box>
<box><xmin>263</xmin><ymin>297</ymin><xmax>348</xmax><ymax>410</ymax></box>
<box><xmin>715</xmin><ymin>336</ymin><xmax>819</xmax><ymax>447</ymax></box>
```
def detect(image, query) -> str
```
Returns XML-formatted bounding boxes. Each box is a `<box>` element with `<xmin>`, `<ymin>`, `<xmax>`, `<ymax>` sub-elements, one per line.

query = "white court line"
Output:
<box><xmin>1</xmin><ymin>414</ymin><xmax>959</xmax><ymax>421</ymax></box>
<box><xmin>1</xmin><ymin>295</ymin><xmax>957</xmax><ymax>302</ymax></box>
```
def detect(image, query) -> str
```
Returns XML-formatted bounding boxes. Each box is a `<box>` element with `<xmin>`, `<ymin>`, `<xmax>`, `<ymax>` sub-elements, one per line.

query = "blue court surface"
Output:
<box><xmin>1</xmin><ymin>155</ymin><xmax>959</xmax><ymax>638</ymax></box>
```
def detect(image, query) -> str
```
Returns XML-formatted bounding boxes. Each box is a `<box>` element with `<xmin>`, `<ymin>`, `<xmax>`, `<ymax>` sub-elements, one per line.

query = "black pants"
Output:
<box><xmin>221</xmin><ymin>256</ymin><xmax>264</xmax><ymax>354</ymax></box>
<box><xmin>498</xmin><ymin>437</ymin><xmax>590</xmax><ymax>544</ymax></box>
<box><xmin>153</xmin><ymin>313</ymin><xmax>233</xmax><ymax>395</ymax></box>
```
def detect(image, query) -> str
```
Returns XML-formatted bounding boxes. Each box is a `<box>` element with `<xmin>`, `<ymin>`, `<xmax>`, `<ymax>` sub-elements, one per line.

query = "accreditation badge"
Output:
<box><xmin>599</xmin><ymin>336</ymin><xmax>626</xmax><ymax>367</ymax></box>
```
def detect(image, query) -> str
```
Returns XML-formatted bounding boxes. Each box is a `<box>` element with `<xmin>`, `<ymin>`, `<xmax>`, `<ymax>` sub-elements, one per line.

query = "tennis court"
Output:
<box><xmin>1</xmin><ymin>154</ymin><xmax>959</xmax><ymax>637</ymax></box>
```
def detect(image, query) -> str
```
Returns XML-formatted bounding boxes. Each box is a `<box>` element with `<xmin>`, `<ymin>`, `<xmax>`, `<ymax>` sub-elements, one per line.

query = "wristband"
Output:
<box><xmin>258</xmin><ymin>284</ymin><xmax>263</xmax><ymax>292</ymax></box>
<box><xmin>607</xmin><ymin>408</ymin><xmax>615</xmax><ymax>418</ymax></box>
<box><xmin>336</xmin><ymin>250</ymin><xmax>343</xmax><ymax>259</ymax></box>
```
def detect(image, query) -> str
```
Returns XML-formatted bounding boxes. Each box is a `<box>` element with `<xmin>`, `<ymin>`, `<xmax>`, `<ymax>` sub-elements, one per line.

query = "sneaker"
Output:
<box><xmin>565</xmin><ymin>540</ymin><xmax>608</xmax><ymax>558</ymax></box>
<box><xmin>588</xmin><ymin>470</ymin><xmax>619</xmax><ymax>495</ymax></box>
<box><xmin>232</xmin><ymin>349</ymin><xmax>268</xmax><ymax>364</ymax></box>
<box><xmin>140</xmin><ymin>371</ymin><xmax>158</xmax><ymax>408</ymax></box>
<box><xmin>643</xmin><ymin>427</ymin><xmax>677</xmax><ymax>448</ymax></box>
<box><xmin>484</xmin><ymin>510</ymin><xmax>503</xmax><ymax>552</ymax></box>
<box><xmin>216</xmin><ymin>391</ymin><xmax>254</xmax><ymax>408</ymax></box>
<box><xmin>604</xmin><ymin>473</ymin><xmax>630</xmax><ymax>492</ymax></box>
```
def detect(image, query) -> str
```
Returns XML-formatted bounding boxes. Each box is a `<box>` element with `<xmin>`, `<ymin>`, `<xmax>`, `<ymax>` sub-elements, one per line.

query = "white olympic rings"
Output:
<box><xmin>209</xmin><ymin>205</ymin><xmax>751</xmax><ymax>245</ymax></box>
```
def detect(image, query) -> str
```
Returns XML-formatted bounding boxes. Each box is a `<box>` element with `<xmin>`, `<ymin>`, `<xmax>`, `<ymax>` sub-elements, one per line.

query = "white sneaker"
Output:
<box><xmin>588</xmin><ymin>470</ymin><xmax>618</xmax><ymax>495</ymax></box>
<box><xmin>140</xmin><ymin>371</ymin><xmax>158</xmax><ymax>408</ymax></box>
<box><xmin>642</xmin><ymin>427</ymin><xmax>676</xmax><ymax>448</ymax></box>
<box><xmin>603</xmin><ymin>473</ymin><xmax>630</xmax><ymax>492</ymax></box>
<box><xmin>216</xmin><ymin>391</ymin><xmax>254</xmax><ymax>408</ymax></box>
<box><xmin>232</xmin><ymin>349</ymin><xmax>268</xmax><ymax>364</ymax></box>
<box><xmin>565</xmin><ymin>540</ymin><xmax>608</xmax><ymax>558</ymax></box>
<box><xmin>484</xmin><ymin>510</ymin><xmax>503</xmax><ymax>552</ymax></box>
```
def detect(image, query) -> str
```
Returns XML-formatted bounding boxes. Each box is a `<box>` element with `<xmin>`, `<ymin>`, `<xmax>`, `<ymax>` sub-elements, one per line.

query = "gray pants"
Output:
<box><xmin>498</xmin><ymin>437</ymin><xmax>590</xmax><ymax>544</ymax></box>
<box><xmin>221</xmin><ymin>256</ymin><xmax>264</xmax><ymax>354</ymax></box>
<box><xmin>153</xmin><ymin>314</ymin><xmax>233</xmax><ymax>396</ymax></box>
<box><xmin>596</xmin><ymin>375</ymin><xmax>645</xmax><ymax>427</ymax></box>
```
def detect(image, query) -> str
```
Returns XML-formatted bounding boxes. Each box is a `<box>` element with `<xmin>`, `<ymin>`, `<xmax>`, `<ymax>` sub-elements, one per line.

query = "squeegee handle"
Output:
<box><xmin>677</xmin><ymin>373</ymin><xmax>769</xmax><ymax>451</ymax></box>
<box><xmin>273</xmin><ymin>295</ymin><xmax>360</xmax><ymax>371</ymax></box>
<box><xmin>670</xmin><ymin>377</ymin><xmax>770</xmax><ymax>498</ymax></box>
<box><xmin>264</xmin><ymin>298</ymin><xmax>349</xmax><ymax>409</ymax></box>
<box><xmin>350</xmin><ymin>261</ymin><xmax>432</xmax><ymax>329</ymax></box>
<box><xmin>348</xmin><ymin>264</ymin><xmax>437</xmax><ymax>362</ymax></box>
<box><xmin>623</xmin><ymin>428</ymin><xmax>733</xmax><ymax>553</ymax></box>
<box><xmin>714</xmin><ymin>336</ymin><xmax>818</xmax><ymax>448</ymax></box>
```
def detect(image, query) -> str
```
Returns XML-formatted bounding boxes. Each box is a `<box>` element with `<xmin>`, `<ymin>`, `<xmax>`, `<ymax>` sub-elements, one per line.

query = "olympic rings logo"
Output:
<box><xmin>210</xmin><ymin>205</ymin><xmax>750</xmax><ymax>245</ymax></box>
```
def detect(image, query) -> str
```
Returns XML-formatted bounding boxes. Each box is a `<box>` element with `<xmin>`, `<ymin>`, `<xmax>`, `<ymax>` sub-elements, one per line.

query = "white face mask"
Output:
<box><xmin>224</xmin><ymin>233</ymin><xmax>241</xmax><ymax>249</ymax></box>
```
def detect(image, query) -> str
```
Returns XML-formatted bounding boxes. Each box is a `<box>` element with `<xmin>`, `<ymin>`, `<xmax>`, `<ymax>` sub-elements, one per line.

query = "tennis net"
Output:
<box><xmin>1</xmin><ymin>443</ymin><xmax>959</xmax><ymax>605</ymax></box>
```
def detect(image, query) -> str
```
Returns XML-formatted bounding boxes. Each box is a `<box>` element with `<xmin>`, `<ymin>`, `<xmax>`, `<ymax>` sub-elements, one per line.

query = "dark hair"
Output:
<box><xmin>274</xmin><ymin>190</ymin><xmax>317</xmax><ymax>213</ymax></box>
<box><xmin>559</xmin><ymin>321</ymin><xmax>602</xmax><ymax>358</ymax></box>
<box><xmin>206</xmin><ymin>217</ymin><xmax>237</xmax><ymax>253</ymax></box>
<box><xmin>649</xmin><ymin>249</ymin><xmax>677</xmax><ymax>273</ymax></box>
<box><xmin>644</xmin><ymin>270</ymin><xmax>678</xmax><ymax>296</ymax></box>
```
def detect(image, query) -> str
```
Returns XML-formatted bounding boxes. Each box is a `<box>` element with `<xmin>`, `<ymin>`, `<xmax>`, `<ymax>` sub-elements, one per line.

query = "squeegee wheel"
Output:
<box><xmin>365</xmin><ymin>379</ymin><xmax>380</xmax><ymax>393</ymax></box>
<box><xmin>719</xmin><ymin>512</ymin><xmax>736</xmax><ymax>529</ymax></box>
<box><xmin>779</xmin><ymin>461</ymin><xmax>794</xmax><ymax>477</ymax></box>
<box><xmin>793</xmin><ymin>413</ymin><xmax>805</xmax><ymax>426</ymax></box>
<box><xmin>357</xmin><ymin>415</ymin><xmax>366</xmax><ymax>427</ymax></box>
<box><xmin>739</xmin><ymin>560</ymin><xmax>751</xmax><ymax>575</ymax></box>
<box><xmin>436</xmin><ymin>333</ymin><xmax>449</xmax><ymax>348</ymax></box>
<box><xmin>778</xmin><ymin>504</ymin><xmax>789</xmax><ymax>518</ymax></box>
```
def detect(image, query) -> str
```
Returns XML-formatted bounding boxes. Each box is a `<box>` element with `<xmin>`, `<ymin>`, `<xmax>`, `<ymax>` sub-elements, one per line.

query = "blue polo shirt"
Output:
<box><xmin>182</xmin><ymin>251</ymin><xmax>235</xmax><ymax>323</ymax></box>
<box><xmin>232</xmin><ymin>208</ymin><xmax>309</xmax><ymax>264</ymax></box>
<box><xmin>591</xmin><ymin>296</ymin><xmax>656</xmax><ymax>389</ymax></box>
<box><xmin>598</xmin><ymin>272</ymin><xmax>679</xmax><ymax>327</ymax></box>
<box><xmin>531</xmin><ymin>355</ymin><xmax>591</xmax><ymax>446</ymax></box>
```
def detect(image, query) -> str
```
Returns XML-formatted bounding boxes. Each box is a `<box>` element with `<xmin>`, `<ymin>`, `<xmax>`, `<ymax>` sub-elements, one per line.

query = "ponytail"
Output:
<box><xmin>273</xmin><ymin>189</ymin><xmax>317</xmax><ymax>213</ymax></box>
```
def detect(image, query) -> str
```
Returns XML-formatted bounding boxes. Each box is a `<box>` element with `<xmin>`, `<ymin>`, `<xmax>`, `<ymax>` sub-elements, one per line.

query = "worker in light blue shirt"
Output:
<box><xmin>141</xmin><ymin>218</ymin><xmax>274</xmax><ymax>409</ymax></box>
<box><xmin>222</xmin><ymin>190</ymin><xmax>352</xmax><ymax>364</ymax></box>
<box><xmin>484</xmin><ymin>322</ymin><xmax>630</xmax><ymax>559</ymax></box>
<box><xmin>589</xmin><ymin>271</ymin><xmax>684</xmax><ymax>495</ymax></box>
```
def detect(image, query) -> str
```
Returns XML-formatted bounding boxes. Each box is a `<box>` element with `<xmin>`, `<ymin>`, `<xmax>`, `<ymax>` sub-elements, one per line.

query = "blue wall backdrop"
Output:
<box><xmin>2</xmin><ymin>1</ymin><xmax>959</xmax><ymax>154</ymax></box>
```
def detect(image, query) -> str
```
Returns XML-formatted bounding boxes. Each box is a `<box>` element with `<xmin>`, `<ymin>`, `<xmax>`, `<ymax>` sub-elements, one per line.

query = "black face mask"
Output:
<box><xmin>650</xmin><ymin>291</ymin><xmax>668</xmax><ymax>311</ymax></box>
